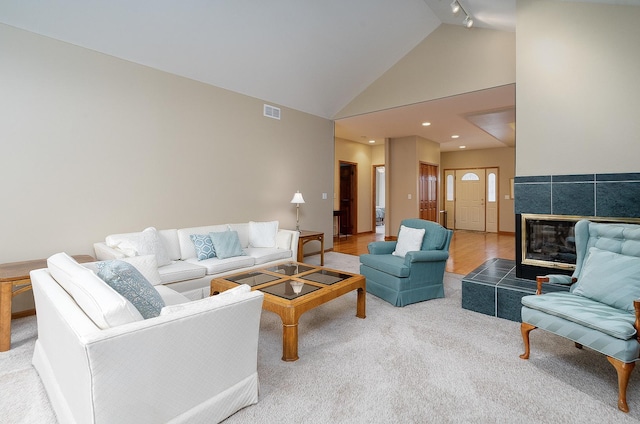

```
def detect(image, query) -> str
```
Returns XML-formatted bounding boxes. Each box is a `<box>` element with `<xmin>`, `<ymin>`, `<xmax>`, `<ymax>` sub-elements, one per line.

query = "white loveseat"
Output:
<box><xmin>31</xmin><ymin>252</ymin><xmax>264</xmax><ymax>424</ymax></box>
<box><xmin>93</xmin><ymin>221</ymin><xmax>299</xmax><ymax>300</ymax></box>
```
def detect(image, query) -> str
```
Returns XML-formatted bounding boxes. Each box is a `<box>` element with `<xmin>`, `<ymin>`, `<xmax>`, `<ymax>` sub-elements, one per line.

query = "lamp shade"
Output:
<box><xmin>290</xmin><ymin>191</ymin><xmax>305</xmax><ymax>204</ymax></box>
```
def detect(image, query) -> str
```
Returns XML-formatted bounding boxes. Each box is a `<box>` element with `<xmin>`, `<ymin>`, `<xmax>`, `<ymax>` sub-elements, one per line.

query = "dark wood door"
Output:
<box><xmin>339</xmin><ymin>162</ymin><xmax>357</xmax><ymax>235</ymax></box>
<box><xmin>419</xmin><ymin>162</ymin><xmax>438</xmax><ymax>222</ymax></box>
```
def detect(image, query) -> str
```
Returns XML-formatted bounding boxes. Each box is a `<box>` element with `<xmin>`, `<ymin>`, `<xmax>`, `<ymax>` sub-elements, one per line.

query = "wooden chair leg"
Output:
<box><xmin>607</xmin><ymin>356</ymin><xmax>635</xmax><ymax>413</ymax></box>
<box><xmin>575</xmin><ymin>342</ymin><xmax>583</xmax><ymax>349</ymax></box>
<box><xmin>519</xmin><ymin>322</ymin><xmax>537</xmax><ymax>359</ymax></box>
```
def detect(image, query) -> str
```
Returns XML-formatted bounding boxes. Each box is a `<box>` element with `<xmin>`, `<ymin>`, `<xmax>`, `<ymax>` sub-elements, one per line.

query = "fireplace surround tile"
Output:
<box><xmin>462</xmin><ymin>258</ymin><xmax>570</xmax><ymax>322</ymax></box>
<box><xmin>552</xmin><ymin>182</ymin><xmax>595</xmax><ymax>216</ymax></box>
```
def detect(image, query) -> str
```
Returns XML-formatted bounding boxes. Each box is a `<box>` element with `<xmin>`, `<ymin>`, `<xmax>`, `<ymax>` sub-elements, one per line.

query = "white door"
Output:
<box><xmin>455</xmin><ymin>170</ymin><xmax>485</xmax><ymax>231</ymax></box>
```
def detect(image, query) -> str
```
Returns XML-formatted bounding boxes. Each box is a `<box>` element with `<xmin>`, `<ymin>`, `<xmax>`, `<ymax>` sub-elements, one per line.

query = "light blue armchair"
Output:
<box><xmin>359</xmin><ymin>219</ymin><xmax>453</xmax><ymax>307</ymax></box>
<box><xmin>520</xmin><ymin>219</ymin><xmax>640</xmax><ymax>412</ymax></box>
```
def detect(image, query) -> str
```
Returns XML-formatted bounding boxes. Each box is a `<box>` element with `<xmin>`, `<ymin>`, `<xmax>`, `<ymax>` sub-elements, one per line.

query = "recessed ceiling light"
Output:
<box><xmin>459</xmin><ymin>145</ymin><xmax>466</xmax><ymax>149</ymax></box>
<box><xmin>369</xmin><ymin>140</ymin><xmax>375</xmax><ymax>144</ymax></box>
<box><xmin>421</xmin><ymin>122</ymin><xmax>431</xmax><ymax>127</ymax></box>
<box><xmin>451</xmin><ymin>135</ymin><xmax>460</xmax><ymax>139</ymax></box>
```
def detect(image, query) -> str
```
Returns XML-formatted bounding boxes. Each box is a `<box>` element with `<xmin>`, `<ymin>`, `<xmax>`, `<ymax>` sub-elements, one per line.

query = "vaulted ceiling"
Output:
<box><xmin>0</xmin><ymin>1</ymin><xmax>633</xmax><ymax>151</ymax></box>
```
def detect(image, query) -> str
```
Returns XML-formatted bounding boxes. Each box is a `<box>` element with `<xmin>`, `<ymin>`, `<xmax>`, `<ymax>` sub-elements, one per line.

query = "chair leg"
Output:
<box><xmin>607</xmin><ymin>356</ymin><xmax>635</xmax><ymax>413</ymax></box>
<box><xmin>575</xmin><ymin>342</ymin><xmax>583</xmax><ymax>349</ymax></box>
<box><xmin>519</xmin><ymin>322</ymin><xmax>537</xmax><ymax>359</ymax></box>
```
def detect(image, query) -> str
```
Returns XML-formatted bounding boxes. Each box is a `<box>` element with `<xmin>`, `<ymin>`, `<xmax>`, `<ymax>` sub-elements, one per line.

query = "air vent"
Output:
<box><xmin>263</xmin><ymin>104</ymin><xmax>281</xmax><ymax>120</ymax></box>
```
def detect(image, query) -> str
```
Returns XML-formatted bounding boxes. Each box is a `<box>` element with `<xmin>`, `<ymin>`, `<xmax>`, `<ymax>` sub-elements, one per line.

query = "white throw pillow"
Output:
<box><xmin>106</xmin><ymin>227</ymin><xmax>171</xmax><ymax>267</ymax></box>
<box><xmin>392</xmin><ymin>225</ymin><xmax>426</xmax><ymax>258</ymax></box>
<box><xmin>47</xmin><ymin>252</ymin><xmax>143</xmax><ymax>329</ymax></box>
<box><xmin>249</xmin><ymin>221</ymin><xmax>279</xmax><ymax>248</ymax></box>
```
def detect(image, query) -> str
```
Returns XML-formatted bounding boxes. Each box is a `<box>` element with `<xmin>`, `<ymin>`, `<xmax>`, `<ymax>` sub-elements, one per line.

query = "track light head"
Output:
<box><xmin>463</xmin><ymin>15</ymin><xmax>474</xmax><ymax>28</ymax></box>
<box><xmin>450</xmin><ymin>1</ymin><xmax>461</xmax><ymax>14</ymax></box>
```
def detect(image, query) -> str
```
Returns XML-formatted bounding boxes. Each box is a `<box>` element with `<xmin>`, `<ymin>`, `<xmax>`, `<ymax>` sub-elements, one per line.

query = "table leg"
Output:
<box><xmin>0</xmin><ymin>282</ymin><xmax>12</xmax><ymax>352</ymax></box>
<box><xmin>320</xmin><ymin>235</ymin><xmax>324</xmax><ymax>266</ymax></box>
<box><xmin>356</xmin><ymin>287</ymin><xmax>366</xmax><ymax>319</ymax></box>
<box><xmin>282</xmin><ymin>320</ymin><xmax>299</xmax><ymax>362</ymax></box>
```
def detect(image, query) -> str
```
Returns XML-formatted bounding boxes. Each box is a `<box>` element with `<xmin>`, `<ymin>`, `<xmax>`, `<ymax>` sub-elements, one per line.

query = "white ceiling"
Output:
<box><xmin>1</xmin><ymin>1</ymin><xmax>636</xmax><ymax>151</ymax></box>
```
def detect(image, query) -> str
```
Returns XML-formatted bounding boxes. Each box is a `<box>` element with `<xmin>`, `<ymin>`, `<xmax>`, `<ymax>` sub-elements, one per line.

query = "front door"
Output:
<box><xmin>455</xmin><ymin>169</ymin><xmax>485</xmax><ymax>231</ymax></box>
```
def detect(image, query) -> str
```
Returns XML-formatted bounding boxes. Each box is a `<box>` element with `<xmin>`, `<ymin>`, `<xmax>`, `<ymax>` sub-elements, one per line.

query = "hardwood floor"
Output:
<box><xmin>332</xmin><ymin>228</ymin><xmax>516</xmax><ymax>275</ymax></box>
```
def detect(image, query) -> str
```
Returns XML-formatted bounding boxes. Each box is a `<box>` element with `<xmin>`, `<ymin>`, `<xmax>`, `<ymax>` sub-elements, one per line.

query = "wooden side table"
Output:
<box><xmin>0</xmin><ymin>254</ymin><xmax>94</xmax><ymax>352</ymax></box>
<box><xmin>297</xmin><ymin>230</ymin><xmax>324</xmax><ymax>266</ymax></box>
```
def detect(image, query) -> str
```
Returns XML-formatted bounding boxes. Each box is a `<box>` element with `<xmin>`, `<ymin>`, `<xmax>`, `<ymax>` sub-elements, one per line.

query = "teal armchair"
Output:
<box><xmin>520</xmin><ymin>219</ymin><xmax>640</xmax><ymax>412</ymax></box>
<box><xmin>359</xmin><ymin>219</ymin><xmax>453</xmax><ymax>307</ymax></box>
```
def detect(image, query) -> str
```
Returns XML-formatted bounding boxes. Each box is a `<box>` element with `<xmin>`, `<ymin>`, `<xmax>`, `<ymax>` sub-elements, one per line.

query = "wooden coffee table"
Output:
<box><xmin>210</xmin><ymin>262</ymin><xmax>366</xmax><ymax>361</ymax></box>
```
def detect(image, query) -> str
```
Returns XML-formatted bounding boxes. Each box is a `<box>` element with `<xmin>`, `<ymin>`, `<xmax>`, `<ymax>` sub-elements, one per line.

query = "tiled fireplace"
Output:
<box><xmin>462</xmin><ymin>172</ymin><xmax>640</xmax><ymax>322</ymax></box>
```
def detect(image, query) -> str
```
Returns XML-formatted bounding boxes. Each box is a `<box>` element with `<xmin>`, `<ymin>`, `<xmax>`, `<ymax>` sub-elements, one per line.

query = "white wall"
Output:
<box><xmin>0</xmin><ymin>24</ymin><xmax>335</xmax><ymax>263</ymax></box>
<box><xmin>516</xmin><ymin>0</ymin><xmax>640</xmax><ymax>176</ymax></box>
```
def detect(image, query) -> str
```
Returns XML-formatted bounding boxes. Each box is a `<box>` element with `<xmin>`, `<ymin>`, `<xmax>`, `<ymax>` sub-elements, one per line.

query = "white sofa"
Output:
<box><xmin>31</xmin><ymin>252</ymin><xmax>265</xmax><ymax>424</ymax></box>
<box><xmin>93</xmin><ymin>221</ymin><xmax>299</xmax><ymax>300</ymax></box>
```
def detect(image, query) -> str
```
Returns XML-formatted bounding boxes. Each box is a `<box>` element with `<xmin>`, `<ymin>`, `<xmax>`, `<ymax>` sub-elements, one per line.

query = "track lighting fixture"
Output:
<box><xmin>450</xmin><ymin>0</ymin><xmax>474</xmax><ymax>29</ymax></box>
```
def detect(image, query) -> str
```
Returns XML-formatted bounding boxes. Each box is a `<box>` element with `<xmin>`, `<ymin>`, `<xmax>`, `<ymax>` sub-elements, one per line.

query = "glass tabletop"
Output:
<box><xmin>225</xmin><ymin>271</ymin><xmax>281</xmax><ymax>287</ymax></box>
<box><xmin>265</xmin><ymin>262</ymin><xmax>315</xmax><ymax>276</ymax></box>
<box><xmin>300</xmin><ymin>269</ymin><xmax>352</xmax><ymax>285</ymax></box>
<box><xmin>260</xmin><ymin>279</ymin><xmax>321</xmax><ymax>300</ymax></box>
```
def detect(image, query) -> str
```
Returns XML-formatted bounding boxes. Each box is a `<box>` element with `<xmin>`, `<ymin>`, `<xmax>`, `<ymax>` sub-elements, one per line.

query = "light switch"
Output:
<box><xmin>322</xmin><ymin>193</ymin><xmax>327</xmax><ymax>200</ymax></box>
<box><xmin>408</xmin><ymin>194</ymin><xmax>412</xmax><ymax>200</ymax></box>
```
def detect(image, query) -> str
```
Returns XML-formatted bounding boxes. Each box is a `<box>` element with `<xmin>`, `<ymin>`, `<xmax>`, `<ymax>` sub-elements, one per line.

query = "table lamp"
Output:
<box><xmin>290</xmin><ymin>191</ymin><xmax>305</xmax><ymax>232</ymax></box>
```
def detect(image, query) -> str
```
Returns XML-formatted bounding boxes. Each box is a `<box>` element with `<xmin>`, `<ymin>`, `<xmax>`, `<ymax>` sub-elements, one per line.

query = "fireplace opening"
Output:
<box><xmin>516</xmin><ymin>213</ymin><xmax>640</xmax><ymax>280</ymax></box>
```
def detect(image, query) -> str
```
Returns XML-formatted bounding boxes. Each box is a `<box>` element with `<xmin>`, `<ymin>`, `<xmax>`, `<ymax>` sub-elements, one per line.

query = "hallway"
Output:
<box><xmin>332</xmin><ymin>230</ymin><xmax>516</xmax><ymax>275</ymax></box>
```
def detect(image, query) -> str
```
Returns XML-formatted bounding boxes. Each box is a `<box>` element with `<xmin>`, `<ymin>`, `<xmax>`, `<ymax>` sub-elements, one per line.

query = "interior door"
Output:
<box><xmin>339</xmin><ymin>162</ymin><xmax>357</xmax><ymax>235</ymax></box>
<box><xmin>419</xmin><ymin>162</ymin><xmax>438</xmax><ymax>222</ymax></box>
<box><xmin>455</xmin><ymin>169</ymin><xmax>485</xmax><ymax>231</ymax></box>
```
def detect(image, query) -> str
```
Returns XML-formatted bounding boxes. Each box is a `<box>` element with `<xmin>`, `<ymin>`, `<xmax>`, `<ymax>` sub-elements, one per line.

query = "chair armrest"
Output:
<box><xmin>634</xmin><ymin>300</ymin><xmax>640</xmax><ymax>342</ymax></box>
<box><xmin>404</xmin><ymin>250</ymin><xmax>449</xmax><ymax>265</ymax></box>
<box><xmin>535</xmin><ymin>274</ymin><xmax>577</xmax><ymax>295</ymax></box>
<box><xmin>367</xmin><ymin>241</ymin><xmax>396</xmax><ymax>255</ymax></box>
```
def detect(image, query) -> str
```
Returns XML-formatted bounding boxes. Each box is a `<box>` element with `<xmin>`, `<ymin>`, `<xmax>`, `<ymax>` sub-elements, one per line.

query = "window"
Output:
<box><xmin>446</xmin><ymin>175</ymin><xmax>454</xmax><ymax>201</ymax></box>
<box><xmin>488</xmin><ymin>173</ymin><xmax>496</xmax><ymax>202</ymax></box>
<box><xmin>461</xmin><ymin>172</ymin><xmax>479</xmax><ymax>181</ymax></box>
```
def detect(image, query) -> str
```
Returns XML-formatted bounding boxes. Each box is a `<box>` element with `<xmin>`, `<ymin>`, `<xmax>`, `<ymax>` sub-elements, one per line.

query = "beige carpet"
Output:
<box><xmin>1</xmin><ymin>252</ymin><xmax>639</xmax><ymax>423</ymax></box>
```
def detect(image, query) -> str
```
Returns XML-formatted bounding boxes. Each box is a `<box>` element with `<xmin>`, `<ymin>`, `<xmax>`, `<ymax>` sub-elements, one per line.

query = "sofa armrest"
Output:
<box><xmin>404</xmin><ymin>250</ymin><xmax>449</xmax><ymax>264</ymax></box>
<box><xmin>368</xmin><ymin>241</ymin><xmax>397</xmax><ymax>255</ymax></box>
<box><xmin>93</xmin><ymin>242</ymin><xmax>126</xmax><ymax>260</ymax></box>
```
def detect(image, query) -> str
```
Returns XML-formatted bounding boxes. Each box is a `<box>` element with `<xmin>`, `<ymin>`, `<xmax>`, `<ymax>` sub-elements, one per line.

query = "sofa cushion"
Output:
<box><xmin>47</xmin><ymin>252</ymin><xmax>143</xmax><ymax>329</ymax></box>
<box><xmin>189</xmin><ymin>233</ymin><xmax>216</xmax><ymax>261</ymax></box>
<box><xmin>522</xmin><ymin>292</ymin><xmax>637</xmax><ymax>340</ymax></box>
<box><xmin>185</xmin><ymin>255</ymin><xmax>255</xmax><ymax>275</ymax></box>
<box><xmin>249</xmin><ymin>221</ymin><xmax>279</xmax><ymax>248</ymax></box>
<box><xmin>573</xmin><ymin>247</ymin><xmax>640</xmax><ymax>313</ymax></box>
<box><xmin>105</xmin><ymin>227</ymin><xmax>171</xmax><ymax>266</ymax></box>
<box><xmin>209</xmin><ymin>230</ymin><xmax>246</xmax><ymax>259</ymax></box>
<box><xmin>154</xmin><ymin>285</ymin><xmax>191</xmax><ymax>306</ymax></box>
<box><xmin>392</xmin><ymin>225</ymin><xmax>425</xmax><ymax>258</ymax></box>
<box><xmin>245</xmin><ymin>247</ymin><xmax>292</xmax><ymax>265</ymax></box>
<box><xmin>159</xmin><ymin>284</ymin><xmax>254</xmax><ymax>316</ymax></box>
<box><xmin>96</xmin><ymin>260</ymin><xmax>166</xmax><ymax>319</ymax></box>
<box><xmin>157</xmin><ymin>261</ymin><xmax>207</xmax><ymax>284</ymax></box>
<box><xmin>228</xmin><ymin>223</ymin><xmax>251</xmax><ymax>248</ymax></box>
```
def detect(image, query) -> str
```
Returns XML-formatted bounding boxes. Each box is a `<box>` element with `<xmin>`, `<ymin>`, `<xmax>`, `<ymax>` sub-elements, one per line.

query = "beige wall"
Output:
<box><xmin>0</xmin><ymin>24</ymin><xmax>335</xmax><ymax>264</ymax></box>
<box><xmin>516</xmin><ymin>0</ymin><xmax>640</xmax><ymax>176</ymax></box>
<box><xmin>336</xmin><ymin>24</ymin><xmax>515</xmax><ymax>119</ymax></box>
<box><xmin>441</xmin><ymin>147</ymin><xmax>515</xmax><ymax>232</ymax></box>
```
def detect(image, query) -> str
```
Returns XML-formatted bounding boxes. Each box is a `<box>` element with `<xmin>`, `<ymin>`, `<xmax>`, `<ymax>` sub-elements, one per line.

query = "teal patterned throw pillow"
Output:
<box><xmin>96</xmin><ymin>260</ymin><xmax>165</xmax><ymax>319</ymax></box>
<box><xmin>190</xmin><ymin>233</ymin><xmax>216</xmax><ymax>260</ymax></box>
<box><xmin>209</xmin><ymin>230</ymin><xmax>246</xmax><ymax>259</ymax></box>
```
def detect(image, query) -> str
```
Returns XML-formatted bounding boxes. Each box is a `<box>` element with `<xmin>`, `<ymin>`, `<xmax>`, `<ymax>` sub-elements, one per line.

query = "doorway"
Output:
<box><xmin>443</xmin><ymin>168</ymin><xmax>498</xmax><ymax>232</ymax></box>
<box><xmin>372</xmin><ymin>165</ymin><xmax>385</xmax><ymax>234</ymax></box>
<box><xmin>339</xmin><ymin>161</ymin><xmax>357</xmax><ymax>235</ymax></box>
